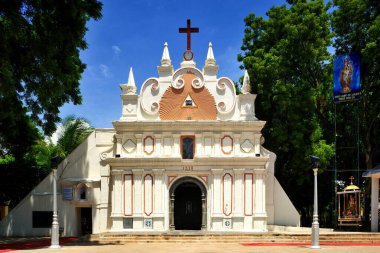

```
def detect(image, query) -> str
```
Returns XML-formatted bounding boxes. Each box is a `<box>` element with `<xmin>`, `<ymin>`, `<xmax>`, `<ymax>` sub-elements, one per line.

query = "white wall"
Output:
<box><xmin>0</xmin><ymin>130</ymin><xmax>114</xmax><ymax>237</ymax></box>
<box><xmin>273</xmin><ymin>178</ymin><xmax>300</xmax><ymax>226</ymax></box>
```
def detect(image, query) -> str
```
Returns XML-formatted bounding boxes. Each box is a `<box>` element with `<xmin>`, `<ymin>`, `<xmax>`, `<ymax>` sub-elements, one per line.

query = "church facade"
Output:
<box><xmin>0</xmin><ymin>40</ymin><xmax>299</xmax><ymax>237</ymax></box>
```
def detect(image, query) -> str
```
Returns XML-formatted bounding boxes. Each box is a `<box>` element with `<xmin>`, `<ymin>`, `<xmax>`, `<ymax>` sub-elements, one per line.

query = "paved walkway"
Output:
<box><xmin>6</xmin><ymin>242</ymin><xmax>380</xmax><ymax>253</ymax></box>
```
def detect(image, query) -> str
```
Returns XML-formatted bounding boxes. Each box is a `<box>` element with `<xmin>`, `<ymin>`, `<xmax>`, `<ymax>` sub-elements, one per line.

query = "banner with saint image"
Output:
<box><xmin>333</xmin><ymin>53</ymin><xmax>361</xmax><ymax>102</ymax></box>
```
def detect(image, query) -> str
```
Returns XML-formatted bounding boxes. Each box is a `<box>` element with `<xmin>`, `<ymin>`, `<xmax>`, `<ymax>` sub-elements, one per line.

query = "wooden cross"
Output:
<box><xmin>179</xmin><ymin>19</ymin><xmax>199</xmax><ymax>51</ymax></box>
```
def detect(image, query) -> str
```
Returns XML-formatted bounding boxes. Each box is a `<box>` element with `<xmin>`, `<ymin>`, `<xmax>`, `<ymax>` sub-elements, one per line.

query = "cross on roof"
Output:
<box><xmin>349</xmin><ymin>176</ymin><xmax>355</xmax><ymax>184</ymax></box>
<box><xmin>179</xmin><ymin>19</ymin><xmax>199</xmax><ymax>51</ymax></box>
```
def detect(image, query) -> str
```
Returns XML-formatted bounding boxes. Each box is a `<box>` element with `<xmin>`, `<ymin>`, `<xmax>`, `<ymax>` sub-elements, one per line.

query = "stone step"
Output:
<box><xmin>95</xmin><ymin>238</ymin><xmax>379</xmax><ymax>241</ymax></box>
<box><xmin>86</xmin><ymin>233</ymin><xmax>380</xmax><ymax>244</ymax></box>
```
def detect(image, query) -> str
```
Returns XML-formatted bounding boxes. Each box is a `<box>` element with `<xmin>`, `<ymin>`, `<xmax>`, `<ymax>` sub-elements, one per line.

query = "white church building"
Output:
<box><xmin>0</xmin><ymin>33</ymin><xmax>300</xmax><ymax>236</ymax></box>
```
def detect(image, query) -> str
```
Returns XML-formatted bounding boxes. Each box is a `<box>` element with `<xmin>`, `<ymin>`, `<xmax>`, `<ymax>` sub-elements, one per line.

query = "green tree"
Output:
<box><xmin>0</xmin><ymin>132</ymin><xmax>55</xmax><ymax>208</ymax></box>
<box><xmin>331</xmin><ymin>0</ymin><xmax>380</xmax><ymax>170</ymax></box>
<box><xmin>56</xmin><ymin>115</ymin><xmax>93</xmax><ymax>158</ymax></box>
<box><xmin>0</xmin><ymin>0</ymin><xmax>102</xmax><ymax>157</ymax></box>
<box><xmin>0</xmin><ymin>115</ymin><xmax>92</xmax><ymax>208</ymax></box>
<box><xmin>238</xmin><ymin>0</ymin><xmax>334</xmax><ymax>225</ymax></box>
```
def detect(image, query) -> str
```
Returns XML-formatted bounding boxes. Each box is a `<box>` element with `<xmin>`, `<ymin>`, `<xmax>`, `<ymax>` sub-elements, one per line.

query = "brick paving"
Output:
<box><xmin>2</xmin><ymin>242</ymin><xmax>379</xmax><ymax>253</ymax></box>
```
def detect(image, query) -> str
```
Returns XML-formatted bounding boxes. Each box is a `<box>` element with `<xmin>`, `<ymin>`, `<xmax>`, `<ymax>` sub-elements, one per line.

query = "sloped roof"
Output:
<box><xmin>362</xmin><ymin>164</ymin><xmax>380</xmax><ymax>177</ymax></box>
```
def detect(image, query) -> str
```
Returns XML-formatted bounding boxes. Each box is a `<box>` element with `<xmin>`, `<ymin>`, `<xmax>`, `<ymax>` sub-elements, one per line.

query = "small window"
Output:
<box><xmin>63</xmin><ymin>186</ymin><xmax>73</xmax><ymax>200</ymax></box>
<box><xmin>123</xmin><ymin>218</ymin><xmax>133</xmax><ymax>229</ymax></box>
<box><xmin>182</xmin><ymin>94</ymin><xmax>196</xmax><ymax>107</ymax></box>
<box><xmin>78</xmin><ymin>184</ymin><xmax>87</xmax><ymax>200</ymax></box>
<box><xmin>32</xmin><ymin>211</ymin><xmax>53</xmax><ymax>228</ymax></box>
<box><xmin>181</xmin><ymin>136</ymin><xmax>195</xmax><ymax>159</ymax></box>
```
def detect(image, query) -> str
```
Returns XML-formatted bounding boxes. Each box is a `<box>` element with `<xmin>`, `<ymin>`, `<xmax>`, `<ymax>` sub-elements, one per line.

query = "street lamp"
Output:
<box><xmin>50</xmin><ymin>156</ymin><xmax>61</xmax><ymax>249</ymax></box>
<box><xmin>310</xmin><ymin>155</ymin><xmax>320</xmax><ymax>249</ymax></box>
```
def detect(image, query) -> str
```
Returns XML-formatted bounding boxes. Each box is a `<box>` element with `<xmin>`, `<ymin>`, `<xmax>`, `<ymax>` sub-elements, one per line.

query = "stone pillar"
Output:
<box><xmin>169</xmin><ymin>193</ymin><xmax>175</xmax><ymax>230</ymax></box>
<box><xmin>201</xmin><ymin>193</ymin><xmax>207</xmax><ymax>229</ymax></box>
<box><xmin>99</xmin><ymin>165</ymin><xmax>110</xmax><ymax>233</ymax></box>
<box><xmin>371</xmin><ymin>177</ymin><xmax>379</xmax><ymax>232</ymax></box>
<box><xmin>111</xmin><ymin>169</ymin><xmax>123</xmax><ymax>231</ymax></box>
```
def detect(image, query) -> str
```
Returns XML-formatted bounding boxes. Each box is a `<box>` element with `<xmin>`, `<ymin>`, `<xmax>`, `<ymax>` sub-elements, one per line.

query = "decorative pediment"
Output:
<box><xmin>159</xmin><ymin>71</ymin><xmax>217</xmax><ymax>120</ymax></box>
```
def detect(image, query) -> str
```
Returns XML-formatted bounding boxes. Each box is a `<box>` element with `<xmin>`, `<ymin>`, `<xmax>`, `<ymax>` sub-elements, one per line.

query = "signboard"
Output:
<box><xmin>333</xmin><ymin>53</ymin><xmax>361</xmax><ymax>102</ymax></box>
<box><xmin>63</xmin><ymin>186</ymin><xmax>73</xmax><ymax>200</ymax></box>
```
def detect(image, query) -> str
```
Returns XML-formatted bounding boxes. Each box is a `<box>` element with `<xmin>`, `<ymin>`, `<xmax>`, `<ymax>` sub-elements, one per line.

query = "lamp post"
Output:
<box><xmin>50</xmin><ymin>156</ymin><xmax>61</xmax><ymax>249</ymax></box>
<box><xmin>310</xmin><ymin>155</ymin><xmax>320</xmax><ymax>249</ymax></box>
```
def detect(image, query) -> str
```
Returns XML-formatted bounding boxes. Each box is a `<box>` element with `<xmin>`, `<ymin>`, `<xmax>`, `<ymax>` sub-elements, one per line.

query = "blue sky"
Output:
<box><xmin>59</xmin><ymin>0</ymin><xmax>287</xmax><ymax>129</ymax></box>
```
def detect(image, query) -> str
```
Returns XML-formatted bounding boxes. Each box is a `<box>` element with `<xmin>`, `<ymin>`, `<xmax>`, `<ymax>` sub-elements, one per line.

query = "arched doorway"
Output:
<box><xmin>169</xmin><ymin>177</ymin><xmax>206</xmax><ymax>230</ymax></box>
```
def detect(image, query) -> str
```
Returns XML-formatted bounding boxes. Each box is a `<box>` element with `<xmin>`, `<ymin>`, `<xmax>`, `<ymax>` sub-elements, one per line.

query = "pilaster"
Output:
<box><xmin>254</xmin><ymin>134</ymin><xmax>261</xmax><ymax>156</ymax></box>
<box><xmin>132</xmin><ymin>169</ymin><xmax>144</xmax><ymax>216</ymax></box>
<box><xmin>252</xmin><ymin>169</ymin><xmax>267</xmax><ymax>231</ymax></box>
<box><xmin>111</xmin><ymin>169</ymin><xmax>123</xmax><ymax>231</ymax></box>
<box><xmin>234</xmin><ymin>134</ymin><xmax>241</xmax><ymax>157</ymax></box>
<box><xmin>99</xmin><ymin>165</ymin><xmax>110</xmax><ymax>232</ymax></box>
<box><xmin>211</xmin><ymin>169</ymin><xmax>223</xmax><ymax>216</ymax></box>
<box><xmin>153</xmin><ymin>169</ymin><xmax>165</xmax><ymax>215</ymax></box>
<box><xmin>135</xmin><ymin>134</ymin><xmax>143</xmax><ymax>157</ymax></box>
<box><xmin>195</xmin><ymin>134</ymin><xmax>202</xmax><ymax>157</ymax></box>
<box><xmin>213</xmin><ymin>134</ymin><xmax>221</xmax><ymax>157</ymax></box>
<box><xmin>115</xmin><ymin>134</ymin><xmax>122</xmax><ymax>156</ymax></box>
<box><xmin>173</xmin><ymin>134</ymin><xmax>180</xmax><ymax>158</ymax></box>
<box><xmin>233</xmin><ymin>169</ymin><xmax>245</xmax><ymax>216</ymax></box>
<box><xmin>155</xmin><ymin>134</ymin><xmax>162</xmax><ymax>157</ymax></box>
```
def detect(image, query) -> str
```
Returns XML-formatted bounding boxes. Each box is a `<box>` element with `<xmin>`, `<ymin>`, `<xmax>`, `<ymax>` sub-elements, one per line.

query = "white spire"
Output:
<box><xmin>127</xmin><ymin>67</ymin><xmax>136</xmax><ymax>87</ymax></box>
<box><xmin>120</xmin><ymin>67</ymin><xmax>137</xmax><ymax>94</ymax></box>
<box><xmin>161</xmin><ymin>42</ymin><xmax>171</xmax><ymax>66</ymax></box>
<box><xmin>205</xmin><ymin>42</ymin><xmax>216</xmax><ymax>66</ymax></box>
<box><xmin>241</xmin><ymin>70</ymin><xmax>251</xmax><ymax>94</ymax></box>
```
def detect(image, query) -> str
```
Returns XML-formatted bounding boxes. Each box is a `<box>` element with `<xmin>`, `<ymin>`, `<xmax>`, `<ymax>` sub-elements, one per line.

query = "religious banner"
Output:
<box><xmin>333</xmin><ymin>53</ymin><xmax>361</xmax><ymax>102</ymax></box>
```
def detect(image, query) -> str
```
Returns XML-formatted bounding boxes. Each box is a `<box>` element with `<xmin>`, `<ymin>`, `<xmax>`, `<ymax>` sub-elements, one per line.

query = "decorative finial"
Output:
<box><xmin>120</xmin><ymin>67</ymin><xmax>136</xmax><ymax>94</ymax></box>
<box><xmin>205</xmin><ymin>42</ymin><xmax>216</xmax><ymax>66</ymax></box>
<box><xmin>161</xmin><ymin>42</ymin><xmax>171</xmax><ymax>66</ymax></box>
<box><xmin>127</xmin><ymin>67</ymin><xmax>135</xmax><ymax>87</ymax></box>
<box><xmin>241</xmin><ymin>70</ymin><xmax>251</xmax><ymax>94</ymax></box>
<box><xmin>349</xmin><ymin>176</ymin><xmax>354</xmax><ymax>185</ymax></box>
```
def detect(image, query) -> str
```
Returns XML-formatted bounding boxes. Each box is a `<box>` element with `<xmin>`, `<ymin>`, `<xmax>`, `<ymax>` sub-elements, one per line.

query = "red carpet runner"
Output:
<box><xmin>241</xmin><ymin>242</ymin><xmax>380</xmax><ymax>247</ymax></box>
<box><xmin>0</xmin><ymin>237</ymin><xmax>78</xmax><ymax>253</ymax></box>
